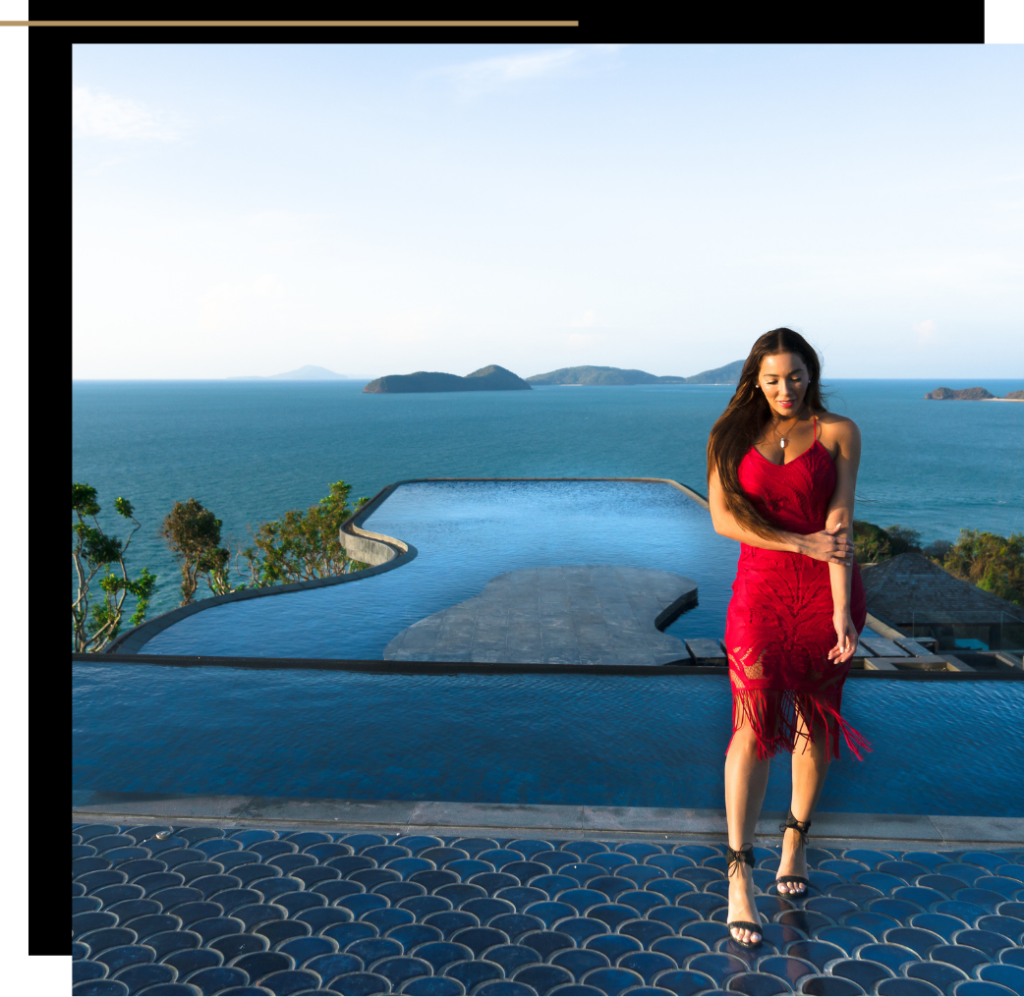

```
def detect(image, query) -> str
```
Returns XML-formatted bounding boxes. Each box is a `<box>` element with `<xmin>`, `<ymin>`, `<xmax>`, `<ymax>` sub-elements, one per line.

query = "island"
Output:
<box><xmin>363</xmin><ymin>364</ymin><xmax>532</xmax><ymax>393</ymax></box>
<box><xmin>527</xmin><ymin>366</ymin><xmax>686</xmax><ymax>386</ymax></box>
<box><xmin>925</xmin><ymin>387</ymin><xmax>995</xmax><ymax>400</ymax></box>
<box><xmin>683</xmin><ymin>359</ymin><xmax>746</xmax><ymax>384</ymax></box>
<box><xmin>228</xmin><ymin>365</ymin><xmax>353</xmax><ymax>380</ymax></box>
<box><xmin>527</xmin><ymin>359</ymin><xmax>745</xmax><ymax>386</ymax></box>
<box><xmin>924</xmin><ymin>386</ymin><xmax>1024</xmax><ymax>401</ymax></box>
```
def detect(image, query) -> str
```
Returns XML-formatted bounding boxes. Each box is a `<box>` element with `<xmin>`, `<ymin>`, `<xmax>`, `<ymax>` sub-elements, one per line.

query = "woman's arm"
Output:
<box><xmin>824</xmin><ymin>418</ymin><xmax>861</xmax><ymax>663</ymax></box>
<box><xmin>708</xmin><ymin>464</ymin><xmax>855</xmax><ymax>564</ymax></box>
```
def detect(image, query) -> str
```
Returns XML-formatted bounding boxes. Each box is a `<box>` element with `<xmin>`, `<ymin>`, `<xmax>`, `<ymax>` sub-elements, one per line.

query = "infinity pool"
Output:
<box><xmin>72</xmin><ymin>666</ymin><xmax>1024</xmax><ymax>817</ymax></box>
<box><xmin>139</xmin><ymin>480</ymin><xmax>737</xmax><ymax>659</ymax></box>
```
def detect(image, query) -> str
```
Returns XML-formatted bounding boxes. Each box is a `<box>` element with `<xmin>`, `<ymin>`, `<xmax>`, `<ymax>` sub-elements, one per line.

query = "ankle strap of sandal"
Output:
<box><xmin>725</xmin><ymin>843</ymin><xmax>754</xmax><ymax>877</ymax></box>
<box><xmin>779</xmin><ymin>809</ymin><xmax>812</xmax><ymax>846</ymax></box>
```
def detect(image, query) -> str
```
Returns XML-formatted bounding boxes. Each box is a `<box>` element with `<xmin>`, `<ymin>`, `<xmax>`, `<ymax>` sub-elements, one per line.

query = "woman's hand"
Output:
<box><xmin>795</xmin><ymin>523</ymin><xmax>855</xmax><ymax>565</ymax></box>
<box><xmin>829</xmin><ymin>611</ymin><xmax>859</xmax><ymax>663</ymax></box>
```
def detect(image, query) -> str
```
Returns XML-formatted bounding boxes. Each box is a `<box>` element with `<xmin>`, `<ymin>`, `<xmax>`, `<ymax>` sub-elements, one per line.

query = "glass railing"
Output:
<box><xmin>901</xmin><ymin>610</ymin><xmax>1024</xmax><ymax>652</ymax></box>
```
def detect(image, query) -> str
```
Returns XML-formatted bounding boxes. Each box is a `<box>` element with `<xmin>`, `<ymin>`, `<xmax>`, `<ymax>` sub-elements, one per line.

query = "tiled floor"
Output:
<box><xmin>72</xmin><ymin>823</ymin><xmax>1024</xmax><ymax>996</ymax></box>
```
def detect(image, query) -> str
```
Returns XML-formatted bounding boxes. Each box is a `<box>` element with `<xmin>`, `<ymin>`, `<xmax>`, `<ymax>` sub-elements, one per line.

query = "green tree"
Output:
<box><xmin>72</xmin><ymin>483</ymin><xmax>157</xmax><ymax>652</ymax></box>
<box><xmin>923</xmin><ymin>538</ymin><xmax>953</xmax><ymax>561</ymax></box>
<box><xmin>853</xmin><ymin>521</ymin><xmax>923</xmax><ymax>565</ymax></box>
<box><xmin>238</xmin><ymin>481</ymin><xmax>371</xmax><ymax>587</ymax></box>
<box><xmin>943</xmin><ymin>529</ymin><xmax>1024</xmax><ymax>606</ymax></box>
<box><xmin>159</xmin><ymin>498</ymin><xmax>231</xmax><ymax>605</ymax></box>
<box><xmin>885</xmin><ymin>525</ymin><xmax>923</xmax><ymax>555</ymax></box>
<box><xmin>853</xmin><ymin>521</ymin><xmax>892</xmax><ymax>564</ymax></box>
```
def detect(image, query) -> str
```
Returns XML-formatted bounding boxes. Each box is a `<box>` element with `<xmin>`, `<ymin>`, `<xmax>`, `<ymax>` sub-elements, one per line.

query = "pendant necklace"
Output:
<box><xmin>774</xmin><ymin>408</ymin><xmax>803</xmax><ymax>449</ymax></box>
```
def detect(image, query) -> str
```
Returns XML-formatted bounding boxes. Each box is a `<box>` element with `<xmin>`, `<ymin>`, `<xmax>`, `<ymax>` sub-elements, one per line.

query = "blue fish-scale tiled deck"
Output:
<box><xmin>72</xmin><ymin>823</ymin><xmax>1024</xmax><ymax>996</ymax></box>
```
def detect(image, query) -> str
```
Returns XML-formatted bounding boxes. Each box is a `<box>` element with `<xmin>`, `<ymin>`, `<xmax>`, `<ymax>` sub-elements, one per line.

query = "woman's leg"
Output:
<box><xmin>724</xmin><ymin>720</ymin><xmax>771</xmax><ymax>944</ymax></box>
<box><xmin>777</xmin><ymin>710</ymin><xmax>831</xmax><ymax>895</ymax></box>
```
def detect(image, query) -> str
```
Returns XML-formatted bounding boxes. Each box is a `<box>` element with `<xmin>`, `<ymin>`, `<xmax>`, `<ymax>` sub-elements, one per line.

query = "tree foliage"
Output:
<box><xmin>853</xmin><ymin>520</ymin><xmax>1024</xmax><ymax>606</ymax></box>
<box><xmin>157</xmin><ymin>482</ymin><xmax>372</xmax><ymax>601</ymax></box>
<box><xmin>942</xmin><ymin>529</ymin><xmax>1024</xmax><ymax>606</ymax></box>
<box><xmin>922</xmin><ymin>538</ymin><xmax>953</xmax><ymax>560</ymax></box>
<box><xmin>886</xmin><ymin>525</ymin><xmax>923</xmax><ymax>553</ymax></box>
<box><xmin>853</xmin><ymin>521</ymin><xmax>922</xmax><ymax>565</ymax></box>
<box><xmin>72</xmin><ymin>483</ymin><xmax>157</xmax><ymax>652</ymax></box>
<box><xmin>237</xmin><ymin>481</ymin><xmax>371</xmax><ymax>587</ymax></box>
<box><xmin>159</xmin><ymin>498</ymin><xmax>230</xmax><ymax>605</ymax></box>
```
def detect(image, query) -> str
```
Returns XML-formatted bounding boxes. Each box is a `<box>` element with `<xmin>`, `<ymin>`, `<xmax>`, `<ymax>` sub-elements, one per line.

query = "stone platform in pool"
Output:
<box><xmin>71</xmin><ymin>816</ymin><xmax>1024</xmax><ymax>997</ymax></box>
<box><xmin>383</xmin><ymin>566</ymin><xmax>699</xmax><ymax>665</ymax></box>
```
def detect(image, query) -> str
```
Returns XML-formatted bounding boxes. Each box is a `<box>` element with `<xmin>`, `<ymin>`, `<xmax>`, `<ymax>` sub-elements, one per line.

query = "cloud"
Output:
<box><xmin>913</xmin><ymin>318</ymin><xmax>937</xmax><ymax>344</ymax></box>
<box><xmin>566</xmin><ymin>332</ymin><xmax>598</xmax><ymax>348</ymax></box>
<box><xmin>565</xmin><ymin>329</ymin><xmax>615</xmax><ymax>351</ymax></box>
<box><xmin>436</xmin><ymin>45</ymin><xmax>621</xmax><ymax>98</ymax></box>
<box><xmin>569</xmin><ymin>309</ymin><xmax>598</xmax><ymax>328</ymax></box>
<box><xmin>73</xmin><ymin>86</ymin><xmax>182</xmax><ymax>141</ymax></box>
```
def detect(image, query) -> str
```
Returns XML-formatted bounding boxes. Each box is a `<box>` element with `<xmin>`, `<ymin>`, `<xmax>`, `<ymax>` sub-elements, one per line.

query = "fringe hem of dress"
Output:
<box><xmin>728</xmin><ymin>687</ymin><xmax>871</xmax><ymax>763</ymax></box>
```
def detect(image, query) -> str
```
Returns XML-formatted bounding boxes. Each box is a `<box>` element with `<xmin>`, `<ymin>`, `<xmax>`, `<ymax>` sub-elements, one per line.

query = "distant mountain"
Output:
<box><xmin>527</xmin><ymin>366</ymin><xmax>686</xmax><ymax>386</ymax></box>
<box><xmin>924</xmin><ymin>386</ymin><xmax>995</xmax><ymax>400</ymax></box>
<box><xmin>228</xmin><ymin>365</ymin><xmax>352</xmax><ymax>380</ymax></box>
<box><xmin>363</xmin><ymin>364</ymin><xmax>532</xmax><ymax>394</ymax></box>
<box><xmin>526</xmin><ymin>360</ymin><xmax>745</xmax><ymax>386</ymax></box>
<box><xmin>683</xmin><ymin>359</ymin><xmax>746</xmax><ymax>384</ymax></box>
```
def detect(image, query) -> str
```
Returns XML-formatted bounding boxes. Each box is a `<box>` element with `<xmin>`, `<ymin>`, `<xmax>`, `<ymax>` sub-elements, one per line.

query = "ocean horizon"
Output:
<box><xmin>73</xmin><ymin>377</ymin><xmax>1024</xmax><ymax>620</ymax></box>
<box><xmin>72</xmin><ymin>375</ymin><xmax>1024</xmax><ymax>386</ymax></box>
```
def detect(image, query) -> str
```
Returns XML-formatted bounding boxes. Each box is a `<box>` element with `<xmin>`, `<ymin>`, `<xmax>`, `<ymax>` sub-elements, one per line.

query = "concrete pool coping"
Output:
<box><xmin>73</xmin><ymin>651</ymin><xmax>1024</xmax><ymax>677</ymax></box>
<box><xmin>382</xmin><ymin>565</ymin><xmax>701</xmax><ymax>666</ymax></box>
<box><xmin>72</xmin><ymin>794</ymin><xmax>1024</xmax><ymax>849</ymax></box>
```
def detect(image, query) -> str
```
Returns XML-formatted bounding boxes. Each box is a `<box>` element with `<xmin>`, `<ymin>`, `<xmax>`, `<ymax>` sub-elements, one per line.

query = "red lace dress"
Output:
<box><xmin>723</xmin><ymin>422</ymin><xmax>870</xmax><ymax>762</ymax></box>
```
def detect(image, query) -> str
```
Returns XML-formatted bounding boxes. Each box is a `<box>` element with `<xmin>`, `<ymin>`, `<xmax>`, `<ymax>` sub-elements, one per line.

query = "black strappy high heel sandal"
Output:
<box><xmin>725</xmin><ymin>843</ymin><xmax>763</xmax><ymax>949</ymax></box>
<box><xmin>776</xmin><ymin>808</ymin><xmax>812</xmax><ymax>895</ymax></box>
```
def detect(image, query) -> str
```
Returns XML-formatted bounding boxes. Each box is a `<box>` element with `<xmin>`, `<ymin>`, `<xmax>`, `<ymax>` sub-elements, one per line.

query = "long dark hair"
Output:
<box><xmin>707</xmin><ymin>328</ymin><xmax>827</xmax><ymax>539</ymax></box>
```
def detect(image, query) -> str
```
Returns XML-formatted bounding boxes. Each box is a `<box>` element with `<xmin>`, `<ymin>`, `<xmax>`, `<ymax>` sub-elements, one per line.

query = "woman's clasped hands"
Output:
<box><xmin>794</xmin><ymin>523</ymin><xmax>854</xmax><ymax>565</ymax></box>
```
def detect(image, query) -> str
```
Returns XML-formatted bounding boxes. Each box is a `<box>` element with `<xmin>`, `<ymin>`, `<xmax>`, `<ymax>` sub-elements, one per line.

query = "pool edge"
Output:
<box><xmin>72</xmin><ymin>652</ymin><xmax>1024</xmax><ymax>678</ymax></box>
<box><xmin>71</xmin><ymin>794</ymin><xmax>1024</xmax><ymax>847</ymax></box>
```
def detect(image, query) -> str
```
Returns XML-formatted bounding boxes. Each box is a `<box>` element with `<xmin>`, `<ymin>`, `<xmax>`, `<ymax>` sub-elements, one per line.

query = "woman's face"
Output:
<box><xmin>757</xmin><ymin>352</ymin><xmax>810</xmax><ymax>418</ymax></box>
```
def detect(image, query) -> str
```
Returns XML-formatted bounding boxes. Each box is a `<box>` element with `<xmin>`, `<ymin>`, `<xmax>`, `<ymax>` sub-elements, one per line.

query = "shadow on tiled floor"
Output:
<box><xmin>72</xmin><ymin>823</ymin><xmax>1024</xmax><ymax>996</ymax></box>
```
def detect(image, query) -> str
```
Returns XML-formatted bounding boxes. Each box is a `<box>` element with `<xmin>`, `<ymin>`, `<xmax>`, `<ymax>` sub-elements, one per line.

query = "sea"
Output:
<box><xmin>72</xmin><ymin>378</ymin><xmax>1024</xmax><ymax>620</ymax></box>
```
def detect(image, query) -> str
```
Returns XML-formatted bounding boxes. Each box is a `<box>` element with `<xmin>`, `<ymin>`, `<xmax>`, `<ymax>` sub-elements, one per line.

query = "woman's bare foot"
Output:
<box><xmin>776</xmin><ymin>823</ymin><xmax>809</xmax><ymax>895</ymax></box>
<box><xmin>727</xmin><ymin>848</ymin><xmax>762</xmax><ymax>944</ymax></box>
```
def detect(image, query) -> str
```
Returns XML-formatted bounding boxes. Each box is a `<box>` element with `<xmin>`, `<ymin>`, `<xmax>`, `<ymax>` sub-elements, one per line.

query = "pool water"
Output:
<box><xmin>72</xmin><ymin>665</ymin><xmax>1024</xmax><ymax>817</ymax></box>
<box><xmin>139</xmin><ymin>480</ymin><xmax>738</xmax><ymax>659</ymax></box>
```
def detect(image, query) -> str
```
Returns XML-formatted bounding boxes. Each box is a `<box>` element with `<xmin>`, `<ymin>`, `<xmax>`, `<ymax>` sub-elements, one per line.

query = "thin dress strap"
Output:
<box><xmin>812</xmin><ymin>415</ymin><xmax>818</xmax><ymax>442</ymax></box>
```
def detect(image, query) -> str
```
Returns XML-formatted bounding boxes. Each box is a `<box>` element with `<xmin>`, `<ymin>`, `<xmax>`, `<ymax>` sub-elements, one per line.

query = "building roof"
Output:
<box><xmin>860</xmin><ymin>552</ymin><xmax>1024</xmax><ymax>624</ymax></box>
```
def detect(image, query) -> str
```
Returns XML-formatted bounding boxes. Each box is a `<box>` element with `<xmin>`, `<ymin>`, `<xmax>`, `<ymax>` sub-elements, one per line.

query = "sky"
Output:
<box><xmin>72</xmin><ymin>43</ymin><xmax>1024</xmax><ymax>380</ymax></box>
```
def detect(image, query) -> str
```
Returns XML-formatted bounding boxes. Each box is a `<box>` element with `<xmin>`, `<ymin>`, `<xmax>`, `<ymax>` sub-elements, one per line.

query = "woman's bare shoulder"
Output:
<box><xmin>816</xmin><ymin>411</ymin><xmax>861</xmax><ymax>447</ymax></box>
<box><xmin>817</xmin><ymin>411</ymin><xmax>858</xmax><ymax>429</ymax></box>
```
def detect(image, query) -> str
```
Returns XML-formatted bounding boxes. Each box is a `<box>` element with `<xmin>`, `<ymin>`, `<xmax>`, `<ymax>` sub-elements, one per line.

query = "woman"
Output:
<box><xmin>706</xmin><ymin>327</ymin><xmax>869</xmax><ymax>948</ymax></box>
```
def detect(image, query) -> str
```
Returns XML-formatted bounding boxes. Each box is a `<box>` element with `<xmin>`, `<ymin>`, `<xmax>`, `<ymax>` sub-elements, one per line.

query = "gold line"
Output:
<box><xmin>1</xmin><ymin>20</ymin><xmax>578</xmax><ymax>27</ymax></box>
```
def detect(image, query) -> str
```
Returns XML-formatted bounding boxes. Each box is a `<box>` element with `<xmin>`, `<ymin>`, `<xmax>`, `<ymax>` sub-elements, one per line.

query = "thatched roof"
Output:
<box><xmin>860</xmin><ymin>552</ymin><xmax>1024</xmax><ymax>625</ymax></box>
